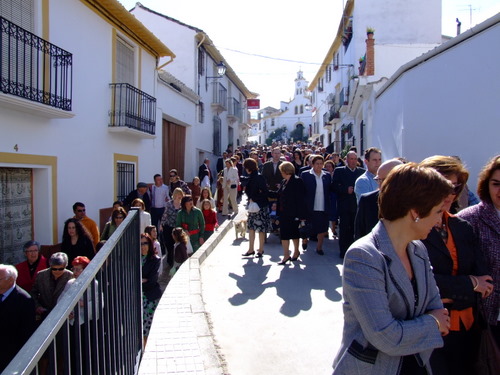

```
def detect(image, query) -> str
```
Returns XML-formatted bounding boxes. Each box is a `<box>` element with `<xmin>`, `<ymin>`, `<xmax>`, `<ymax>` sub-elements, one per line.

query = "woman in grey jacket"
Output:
<box><xmin>333</xmin><ymin>164</ymin><xmax>453</xmax><ymax>375</ymax></box>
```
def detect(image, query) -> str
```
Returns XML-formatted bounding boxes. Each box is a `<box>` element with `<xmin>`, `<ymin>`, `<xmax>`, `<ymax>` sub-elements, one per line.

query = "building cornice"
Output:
<box><xmin>81</xmin><ymin>0</ymin><xmax>175</xmax><ymax>58</ymax></box>
<box><xmin>158</xmin><ymin>70</ymin><xmax>200</xmax><ymax>103</ymax></box>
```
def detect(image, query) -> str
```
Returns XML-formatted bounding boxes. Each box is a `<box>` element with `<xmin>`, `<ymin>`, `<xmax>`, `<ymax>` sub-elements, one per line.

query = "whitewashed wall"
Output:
<box><xmin>372</xmin><ymin>17</ymin><xmax>500</xmax><ymax>192</ymax></box>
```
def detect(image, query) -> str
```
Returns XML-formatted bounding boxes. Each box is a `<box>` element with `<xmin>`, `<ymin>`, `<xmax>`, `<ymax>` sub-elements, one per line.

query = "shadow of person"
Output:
<box><xmin>232</xmin><ymin>238</ymin><xmax>248</xmax><ymax>246</ymax></box>
<box><xmin>270</xmin><ymin>250</ymin><xmax>343</xmax><ymax>317</ymax></box>
<box><xmin>228</xmin><ymin>258</ymin><xmax>272</xmax><ymax>306</ymax></box>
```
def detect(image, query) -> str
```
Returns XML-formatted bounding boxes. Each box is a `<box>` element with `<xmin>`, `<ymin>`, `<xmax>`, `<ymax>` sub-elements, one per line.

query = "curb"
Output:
<box><xmin>139</xmin><ymin>214</ymin><xmax>235</xmax><ymax>375</ymax></box>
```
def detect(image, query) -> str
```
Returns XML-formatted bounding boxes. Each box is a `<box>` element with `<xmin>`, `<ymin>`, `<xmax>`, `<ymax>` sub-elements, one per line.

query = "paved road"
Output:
<box><xmin>201</xmin><ymin>228</ymin><xmax>345</xmax><ymax>375</ymax></box>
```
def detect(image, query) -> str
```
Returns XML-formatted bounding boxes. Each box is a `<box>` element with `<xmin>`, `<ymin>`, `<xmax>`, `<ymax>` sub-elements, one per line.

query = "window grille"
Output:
<box><xmin>116</xmin><ymin>162</ymin><xmax>135</xmax><ymax>202</ymax></box>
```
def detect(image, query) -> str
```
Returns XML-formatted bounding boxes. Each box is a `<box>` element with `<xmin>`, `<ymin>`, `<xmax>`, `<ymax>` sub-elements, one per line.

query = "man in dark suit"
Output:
<box><xmin>354</xmin><ymin>159</ymin><xmax>403</xmax><ymax>240</ymax></box>
<box><xmin>332</xmin><ymin>151</ymin><xmax>365</xmax><ymax>258</ymax></box>
<box><xmin>198</xmin><ymin>158</ymin><xmax>213</xmax><ymax>186</ymax></box>
<box><xmin>262</xmin><ymin>147</ymin><xmax>283</xmax><ymax>194</ymax></box>
<box><xmin>216</xmin><ymin>152</ymin><xmax>228</xmax><ymax>174</ymax></box>
<box><xmin>123</xmin><ymin>182</ymin><xmax>152</xmax><ymax>211</ymax></box>
<box><xmin>0</xmin><ymin>264</ymin><xmax>36</xmax><ymax>372</ymax></box>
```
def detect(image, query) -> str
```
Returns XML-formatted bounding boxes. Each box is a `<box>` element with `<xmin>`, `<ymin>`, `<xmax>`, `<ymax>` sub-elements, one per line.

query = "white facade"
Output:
<box><xmin>308</xmin><ymin>0</ymin><xmax>442</xmax><ymax>154</ymax></box>
<box><xmin>130</xmin><ymin>4</ymin><xmax>256</xmax><ymax>180</ymax></box>
<box><xmin>372</xmin><ymin>14</ymin><xmax>500</xmax><ymax>192</ymax></box>
<box><xmin>251</xmin><ymin>71</ymin><xmax>312</xmax><ymax>145</ymax></box>
<box><xmin>0</xmin><ymin>0</ymin><xmax>174</xmax><ymax>262</ymax></box>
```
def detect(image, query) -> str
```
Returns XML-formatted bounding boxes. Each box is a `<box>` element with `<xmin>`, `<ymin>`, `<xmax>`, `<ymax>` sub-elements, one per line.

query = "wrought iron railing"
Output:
<box><xmin>3</xmin><ymin>209</ymin><xmax>143</xmax><ymax>375</ymax></box>
<box><xmin>0</xmin><ymin>16</ymin><xmax>73</xmax><ymax>111</ymax></box>
<box><xmin>109</xmin><ymin>83</ymin><xmax>156</xmax><ymax>135</ymax></box>
<box><xmin>228</xmin><ymin>97</ymin><xmax>241</xmax><ymax>120</ymax></box>
<box><xmin>212</xmin><ymin>82</ymin><xmax>227</xmax><ymax>108</ymax></box>
<box><xmin>339</xmin><ymin>86</ymin><xmax>349</xmax><ymax>106</ymax></box>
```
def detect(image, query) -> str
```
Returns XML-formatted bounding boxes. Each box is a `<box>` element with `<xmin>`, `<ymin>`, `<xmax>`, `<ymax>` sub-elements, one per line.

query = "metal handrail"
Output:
<box><xmin>3</xmin><ymin>209</ymin><xmax>142</xmax><ymax>374</ymax></box>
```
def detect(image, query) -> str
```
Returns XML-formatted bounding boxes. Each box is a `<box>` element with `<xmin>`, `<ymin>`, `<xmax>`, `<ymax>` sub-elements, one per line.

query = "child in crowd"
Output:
<box><xmin>171</xmin><ymin>227</ymin><xmax>189</xmax><ymax>276</ymax></box>
<box><xmin>145</xmin><ymin>225</ymin><xmax>162</xmax><ymax>272</ymax></box>
<box><xmin>201</xmin><ymin>199</ymin><xmax>218</xmax><ymax>241</ymax></box>
<box><xmin>191</xmin><ymin>177</ymin><xmax>201</xmax><ymax>206</ymax></box>
<box><xmin>269</xmin><ymin>202</ymin><xmax>280</xmax><ymax>234</ymax></box>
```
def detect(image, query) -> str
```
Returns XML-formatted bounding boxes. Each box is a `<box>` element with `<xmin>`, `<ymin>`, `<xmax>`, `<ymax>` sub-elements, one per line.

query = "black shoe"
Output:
<box><xmin>242</xmin><ymin>251</ymin><xmax>255</xmax><ymax>256</ymax></box>
<box><xmin>278</xmin><ymin>257</ymin><xmax>291</xmax><ymax>265</ymax></box>
<box><xmin>255</xmin><ymin>251</ymin><xmax>264</xmax><ymax>258</ymax></box>
<box><xmin>291</xmin><ymin>256</ymin><xmax>300</xmax><ymax>261</ymax></box>
<box><xmin>316</xmin><ymin>249</ymin><xmax>324</xmax><ymax>256</ymax></box>
<box><xmin>301</xmin><ymin>241</ymin><xmax>308</xmax><ymax>250</ymax></box>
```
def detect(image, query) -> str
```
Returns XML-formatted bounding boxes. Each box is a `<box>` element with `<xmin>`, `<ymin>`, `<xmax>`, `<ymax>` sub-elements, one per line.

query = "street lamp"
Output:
<box><xmin>206</xmin><ymin>61</ymin><xmax>227</xmax><ymax>85</ymax></box>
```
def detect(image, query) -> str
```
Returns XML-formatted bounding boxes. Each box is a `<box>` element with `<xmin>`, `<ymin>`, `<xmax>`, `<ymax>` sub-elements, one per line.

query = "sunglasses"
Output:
<box><xmin>169</xmin><ymin>175</ymin><xmax>177</xmax><ymax>178</ymax></box>
<box><xmin>115</xmin><ymin>216</ymin><xmax>125</xmax><ymax>219</ymax></box>
<box><xmin>51</xmin><ymin>267</ymin><xmax>65</xmax><ymax>271</ymax></box>
<box><xmin>140</xmin><ymin>242</ymin><xmax>149</xmax><ymax>246</ymax></box>
<box><xmin>77</xmin><ymin>209</ymin><xmax>86</xmax><ymax>212</ymax></box>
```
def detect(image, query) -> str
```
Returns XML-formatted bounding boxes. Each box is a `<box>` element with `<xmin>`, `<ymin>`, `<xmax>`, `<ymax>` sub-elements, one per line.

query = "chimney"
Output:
<box><xmin>365</xmin><ymin>33</ymin><xmax>375</xmax><ymax>76</ymax></box>
<box><xmin>456</xmin><ymin>18</ymin><xmax>462</xmax><ymax>36</ymax></box>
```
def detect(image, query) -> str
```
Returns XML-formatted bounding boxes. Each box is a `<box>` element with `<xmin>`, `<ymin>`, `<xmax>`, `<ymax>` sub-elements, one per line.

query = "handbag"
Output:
<box><xmin>247</xmin><ymin>201</ymin><xmax>260</xmax><ymax>213</ymax></box>
<box><xmin>230</xmin><ymin>184</ymin><xmax>237</xmax><ymax>189</ymax></box>
<box><xmin>473</xmin><ymin>301</ymin><xmax>500</xmax><ymax>375</ymax></box>
<box><xmin>298</xmin><ymin>221</ymin><xmax>312</xmax><ymax>238</ymax></box>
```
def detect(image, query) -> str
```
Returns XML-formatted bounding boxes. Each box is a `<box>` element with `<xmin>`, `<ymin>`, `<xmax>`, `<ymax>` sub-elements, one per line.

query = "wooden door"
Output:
<box><xmin>162</xmin><ymin>119</ymin><xmax>186</xmax><ymax>180</ymax></box>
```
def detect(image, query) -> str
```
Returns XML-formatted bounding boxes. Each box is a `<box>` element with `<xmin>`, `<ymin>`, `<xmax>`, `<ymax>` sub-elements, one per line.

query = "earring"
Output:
<box><xmin>414</xmin><ymin>217</ymin><xmax>420</xmax><ymax>223</ymax></box>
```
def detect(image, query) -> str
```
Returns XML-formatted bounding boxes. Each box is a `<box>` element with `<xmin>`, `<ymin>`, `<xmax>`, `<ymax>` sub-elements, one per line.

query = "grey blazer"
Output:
<box><xmin>333</xmin><ymin>222</ymin><xmax>444</xmax><ymax>375</ymax></box>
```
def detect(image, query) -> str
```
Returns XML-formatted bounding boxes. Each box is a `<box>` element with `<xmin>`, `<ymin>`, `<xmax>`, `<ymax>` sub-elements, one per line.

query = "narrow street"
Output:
<box><xmin>201</xmin><ymin>227</ymin><xmax>345</xmax><ymax>374</ymax></box>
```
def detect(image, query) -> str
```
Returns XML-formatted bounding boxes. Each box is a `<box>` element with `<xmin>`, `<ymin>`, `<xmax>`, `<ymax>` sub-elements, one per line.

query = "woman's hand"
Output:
<box><xmin>428</xmin><ymin>308</ymin><xmax>450</xmax><ymax>336</ymax></box>
<box><xmin>471</xmin><ymin>275</ymin><xmax>494</xmax><ymax>298</ymax></box>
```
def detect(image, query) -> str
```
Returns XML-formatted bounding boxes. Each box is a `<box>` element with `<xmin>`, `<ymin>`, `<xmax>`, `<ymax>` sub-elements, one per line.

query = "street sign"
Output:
<box><xmin>247</xmin><ymin>99</ymin><xmax>260</xmax><ymax>109</ymax></box>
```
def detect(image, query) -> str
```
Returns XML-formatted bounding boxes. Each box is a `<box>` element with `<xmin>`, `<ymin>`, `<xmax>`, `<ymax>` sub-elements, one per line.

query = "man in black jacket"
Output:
<box><xmin>331</xmin><ymin>151</ymin><xmax>364</xmax><ymax>258</ymax></box>
<box><xmin>0</xmin><ymin>264</ymin><xmax>36</xmax><ymax>372</ymax></box>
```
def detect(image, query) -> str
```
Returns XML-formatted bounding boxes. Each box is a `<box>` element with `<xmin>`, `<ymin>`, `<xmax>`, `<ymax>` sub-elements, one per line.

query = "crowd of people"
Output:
<box><xmin>1</xmin><ymin>139</ymin><xmax>498</xmax><ymax>374</ymax></box>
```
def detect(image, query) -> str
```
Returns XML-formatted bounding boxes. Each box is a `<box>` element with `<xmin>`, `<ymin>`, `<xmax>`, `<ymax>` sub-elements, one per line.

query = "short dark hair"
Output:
<box><xmin>243</xmin><ymin>158</ymin><xmax>258</xmax><ymax>172</ymax></box>
<box><xmin>181</xmin><ymin>195</ymin><xmax>193</xmax><ymax>210</ymax></box>
<box><xmin>23</xmin><ymin>240</ymin><xmax>40</xmax><ymax>252</ymax></box>
<box><xmin>364</xmin><ymin>147</ymin><xmax>382</xmax><ymax>161</ymax></box>
<box><xmin>72</xmin><ymin>202</ymin><xmax>85</xmax><ymax>212</ymax></box>
<box><xmin>310</xmin><ymin>154</ymin><xmax>324</xmax><ymax>165</ymax></box>
<box><xmin>153</xmin><ymin>174</ymin><xmax>161</xmax><ymax>180</ymax></box>
<box><xmin>477</xmin><ymin>155</ymin><xmax>500</xmax><ymax>203</ymax></box>
<box><xmin>379</xmin><ymin>163</ymin><xmax>453</xmax><ymax>220</ymax></box>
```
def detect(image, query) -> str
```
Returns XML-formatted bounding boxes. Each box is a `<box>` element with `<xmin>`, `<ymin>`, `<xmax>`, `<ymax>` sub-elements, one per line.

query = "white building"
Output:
<box><xmin>130</xmin><ymin>3</ymin><xmax>257</xmax><ymax>180</ymax></box>
<box><xmin>372</xmin><ymin>13</ymin><xmax>500</xmax><ymax>192</ymax></box>
<box><xmin>0</xmin><ymin>0</ymin><xmax>175</xmax><ymax>263</ymax></box>
<box><xmin>308</xmin><ymin>0</ymin><xmax>443</xmax><ymax>155</ymax></box>
<box><xmin>250</xmin><ymin>71</ymin><xmax>312</xmax><ymax>145</ymax></box>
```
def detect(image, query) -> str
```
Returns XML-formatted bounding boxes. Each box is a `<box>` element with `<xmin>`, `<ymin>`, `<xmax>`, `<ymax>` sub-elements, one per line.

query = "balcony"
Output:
<box><xmin>211</xmin><ymin>82</ymin><xmax>227</xmax><ymax>113</ymax></box>
<box><xmin>329</xmin><ymin>104</ymin><xmax>341</xmax><ymax>124</ymax></box>
<box><xmin>339</xmin><ymin>87</ymin><xmax>350</xmax><ymax>112</ymax></box>
<box><xmin>0</xmin><ymin>16</ymin><xmax>73</xmax><ymax>118</ymax></box>
<box><xmin>227</xmin><ymin>97</ymin><xmax>241</xmax><ymax>123</ymax></box>
<box><xmin>323</xmin><ymin>111</ymin><xmax>332</xmax><ymax>129</ymax></box>
<box><xmin>108</xmin><ymin>83</ymin><xmax>156</xmax><ymax>138</ymax></box>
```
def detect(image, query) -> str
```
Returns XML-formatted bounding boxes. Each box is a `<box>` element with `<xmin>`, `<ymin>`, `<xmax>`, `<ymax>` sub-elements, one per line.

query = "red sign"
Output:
<box><xmin>247</xmin><ymin>99</ymin><xmax>260</xmax><ymax>109</ymax></box>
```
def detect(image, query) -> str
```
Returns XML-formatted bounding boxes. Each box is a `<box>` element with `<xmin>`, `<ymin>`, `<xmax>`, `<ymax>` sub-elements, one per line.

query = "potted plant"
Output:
<box><xmin>366</xmin><ymin>27</ymin><xmax>375</xmax><ymax>39</ymax></box>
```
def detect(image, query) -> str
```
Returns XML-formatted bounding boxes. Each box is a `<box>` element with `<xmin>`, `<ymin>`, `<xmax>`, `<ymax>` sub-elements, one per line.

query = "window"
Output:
<box><xmin>116</xmin><ymin>36</ymin><xmax>135</xmax><ymax>85</ymax></box>
<box><xmin>294</xmin><ymin>106</ymin><xmax>298</xmax><ymax>115</ymax></box>
<box><xmin>198</xmin><ymin>101</ymin><xmax>204</xmax><ymax>123</ymax></box>
<box><xmin>300</xmin><ymin>105</ymin><xmax>303</xmax><ymax>114</ymax></box>
<box><xmin>318</xmin><ymin>78</ymin><xmax>324</xmax><ymax>92</ymax></box>
<box><xmin>271</xmin><ymin>118</ymin><xmax>275</xmax><ymax>126</ymax></box>
<box><xmin>0</xmin><ymin>0</ymin><xmax>34</xmax><ymax>31</ymax></box>
<box><xmin>326</xmin><ymin>66</ymin><xmax>332</xmax><ymax>82</ymax></box>
<box><xmin>116</xmin><ymin>162</ymin><xmax>135</xmax><ymax>202</ymax></box>
<box><xmin>198</xmin><ymin>48</ymin><xmax>205</xmax><ymax>75</ymax></box>
<box><xmin>213</xmin><ymin>116</ymin><xmax>221</xmax><ymax>155</ymax></box>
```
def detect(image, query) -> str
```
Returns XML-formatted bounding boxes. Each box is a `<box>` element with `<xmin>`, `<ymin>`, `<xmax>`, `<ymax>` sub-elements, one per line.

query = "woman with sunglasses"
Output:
<box><xmin>101</xmin><ymin>207</ymin><xmax>127</xmax><ymax>241</ymax></box>
<box><xmin>31</xmin><ymin>252</ymin><xmax>73</xmax><ymax>322</ymax></box>
<box><xmin>420</xmin><ymin>155</ymin><xmax>493</xmax><ymax>375</ymax></box>
<box><xmin>140</xmin><ymin>233</ymin><xmax>162</xmax><ymax>346</ymax></box>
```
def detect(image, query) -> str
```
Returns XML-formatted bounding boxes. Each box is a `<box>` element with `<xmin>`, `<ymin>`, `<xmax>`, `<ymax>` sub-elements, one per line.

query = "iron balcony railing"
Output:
<box><xmin>212</xmin><ymin>82</ymin><xmax>227</xmax><ymax>108</ymax></box>
<box><xmin>228</xmin><ymin>97</ymin><xmax>241</xmax><ymax>120</ymax></box>
<box><xmin>3</xmin><ymin>209</ymin><xmax>143</xmax><ymax>375</ymax></box>
<box><xmin>109</xmin><ymin>83</ymin><xmax>156</xmax><ymax>135</ymax></box>
<box><xmin>0</xmin><ymin>16</ymin><xmax>73</xmax><ymax>111</ymax></box>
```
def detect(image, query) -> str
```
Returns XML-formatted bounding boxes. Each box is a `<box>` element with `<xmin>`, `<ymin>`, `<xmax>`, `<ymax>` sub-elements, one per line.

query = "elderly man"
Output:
<box><xmin>0</xmin><ymin>264</ymin><xmax>36</xmax><ymax>372</ymax></box>
<box><xmin>15</xmin><ymin>240</ymin><xmax>49</xmax><ymax>293</ymax></box>
<box><xmin>73</xmin><ymin>202</ymin><xmax>100</xmax><ymax>246</ymax></box>
<box><xmin>354</xmin><ymin>147</ymin><xmax>382</xmax><ymax>202</ymax></box>
<box><xmin>31</xmin><ymin>252</ymin><xmax>73</xmax><ymax>321</ymax></box>
<box><xmin>262</xmin><ymin>147</ymin><xmax>283</xmax><ymax>193</ymax></box>
<box><xmin>123</xmin><ymin>182</ymin><xmax>152</xmax><ymax>212</ymax></box>
<box><xmin>354</xmin><ymin>159</ymin><xmax>403</xmax><ymax>240</ymax></box>
<box><xmin>332</xmin><ymin>151</ymin><xmax>365</xmax><ymax>258</ymax></box>
<box><xmin>149</xmin><ymin>174</ymin><xmax>169</xmax><ymax>228</ymax></box>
